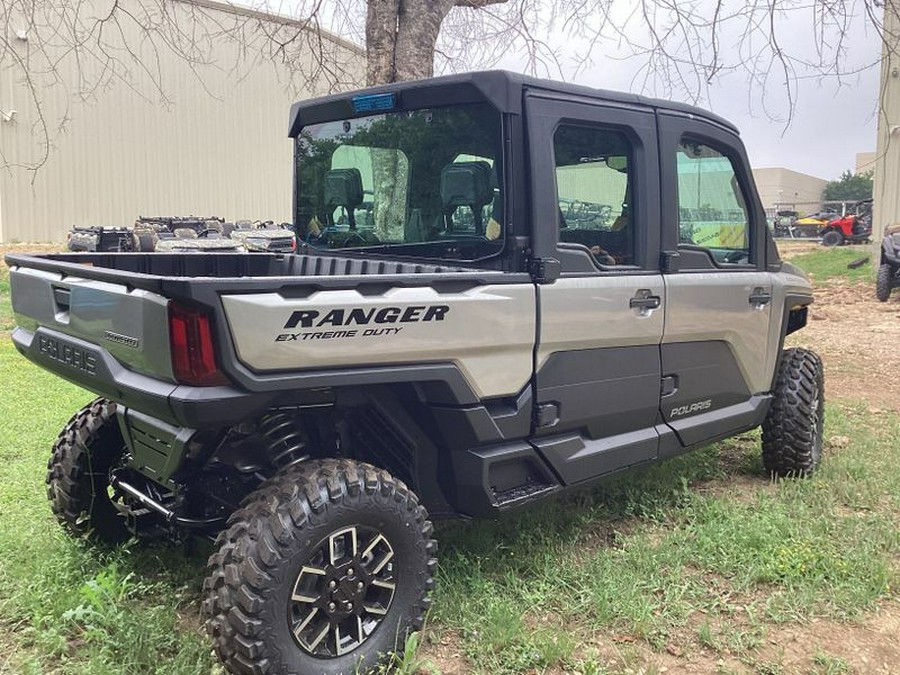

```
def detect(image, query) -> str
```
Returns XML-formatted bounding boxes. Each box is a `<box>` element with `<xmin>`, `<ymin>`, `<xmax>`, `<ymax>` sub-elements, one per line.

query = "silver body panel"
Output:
<box><xmin>536</xmin><ymin>275</ymin><xmax>664</xmax><ymax>369</ymax></box>
<box><xmin>222</xmin><ymin>284</ymin><xmax>537</xmax><ymax>400</ymax></box>
<box><xmin>662</xmin><ymin>272</ymin><xmax>774</xmax><ymax>394</ymax></box>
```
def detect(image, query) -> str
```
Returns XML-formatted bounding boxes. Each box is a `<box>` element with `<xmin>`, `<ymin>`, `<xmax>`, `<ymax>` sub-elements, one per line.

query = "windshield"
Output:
<box><xmin>294</xmin><ymin>103</ymin><xmax>503</xmax><ymax>261</ymax></box>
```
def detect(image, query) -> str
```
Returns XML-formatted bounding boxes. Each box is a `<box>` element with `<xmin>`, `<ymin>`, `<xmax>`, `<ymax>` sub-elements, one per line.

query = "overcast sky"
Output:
<box><xmin>272</xmin><ymin>0</ymin><xmax>883</xmax><ymax>182</ymax></box>
<box><xmin>481</xmin><ymin>3</ymin><xmax>883</xmax><ymax>182</ymax></box>
<box><xmin>499</xmin><ymin>52</ymin><xmax>881</xmax><ymax>182</ymax></box>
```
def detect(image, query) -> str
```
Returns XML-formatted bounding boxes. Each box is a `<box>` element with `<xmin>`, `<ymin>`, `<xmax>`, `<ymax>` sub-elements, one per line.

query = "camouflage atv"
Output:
<box><xmin>132</xmin><ymin>216</ymin><xmax>230</xmax><ymax>252</ymax></box>
<box><xmin>153</xmin><ymin>227</ymin><xmax>246</xmax><ymax>253</ymax></box>
<box><xmin>229</xmin><ymin>220</ymin><xmax>297</xmax><ymax>253</ymax></box>
<box><xmin>67</xmin><ymin>226</ymin><xmax>134</xmax><ymax>252</ymax></box>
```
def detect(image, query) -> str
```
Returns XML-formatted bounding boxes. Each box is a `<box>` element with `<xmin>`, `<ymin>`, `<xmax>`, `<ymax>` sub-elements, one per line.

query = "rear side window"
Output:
<box><xmin>553</xmin><ymin>125</ymin><xmax>635</xmax><ymax>267</ymax></box>
<box><xmin>676</xmin><ymin>141</ymin><xmax>751</xmax><ymax>264</ymax></box>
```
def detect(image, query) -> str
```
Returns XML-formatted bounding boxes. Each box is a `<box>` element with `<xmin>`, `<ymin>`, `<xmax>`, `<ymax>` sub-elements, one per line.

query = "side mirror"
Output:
<box><xmin>605</xmin><ymin>156</ymin><xmax>628</xmax><ymax>173</ymax></box>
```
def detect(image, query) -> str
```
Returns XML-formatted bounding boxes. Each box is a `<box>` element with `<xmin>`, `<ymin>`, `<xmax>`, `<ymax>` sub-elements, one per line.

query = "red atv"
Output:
<box><xmin>820</xmin><ymin>199</ymin><xmax>873</xmax><ymax>246</ymax></box>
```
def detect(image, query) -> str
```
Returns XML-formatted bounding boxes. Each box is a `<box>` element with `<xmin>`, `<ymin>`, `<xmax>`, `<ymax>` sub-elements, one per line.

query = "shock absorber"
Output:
<box><xmin>257</xmin><ymin>411</ymin><xmax>309</xmax><ymax>470</ymax></box>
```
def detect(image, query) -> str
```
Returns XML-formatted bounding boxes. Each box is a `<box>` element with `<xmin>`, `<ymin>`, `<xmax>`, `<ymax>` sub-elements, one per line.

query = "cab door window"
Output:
<box><xmin>554</xmin><ymin>125</ymin><xmax>635</xmax><ymax>267</ymax></box>
<box><xmin>676</xmin><ymin>141</ymin><xmax>752</xmax><ymax>265</ymax></box>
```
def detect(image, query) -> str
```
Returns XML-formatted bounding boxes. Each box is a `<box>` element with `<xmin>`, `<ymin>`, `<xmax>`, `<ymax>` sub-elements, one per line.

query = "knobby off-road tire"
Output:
<box><xmin>46</xmin><ymin>398</ymin><xmax>131</xmax><ymax>544</ymax></box>
<box><xmin>876</xmin><ymin>263</ymin><xmax>893</xmax><ymax>302</ymax></box>
<box><xmin>761</xmin><ymin>348</ymin><xmax>824</xmax><ymax>478</ymax></box>
<box><xmin>203</xmin><ymin>459</ymin><xmax>437</xmax><ymax>675</ymax></box>
<box><xmin>821</xmin><ymin>229</ymin><xmax>844</xmax><ymax>247</ymax></box>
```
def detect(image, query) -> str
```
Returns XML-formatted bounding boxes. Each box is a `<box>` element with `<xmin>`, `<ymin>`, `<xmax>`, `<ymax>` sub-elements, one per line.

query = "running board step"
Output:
<box><xmin>494</xmin><ymin>483</ymin><xmax>558</xmax><ymax>509</ymax></box>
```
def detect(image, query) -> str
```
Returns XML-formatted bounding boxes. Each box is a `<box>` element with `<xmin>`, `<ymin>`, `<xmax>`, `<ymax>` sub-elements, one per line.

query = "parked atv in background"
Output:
<box><xmin>789</xmin><ymin>210</ymin><xmax>839</xmax><ymax>238</ymax></box>
<box><xmin>229</xmin><ymin>220</ymin><xmax>297</xmax><ymax>253</ymax></box>
<box><xmin>877</xmin><ymin>224</ymin><xmax>900</xmax><ymax>301</ymax></box>
<box><xmin>132</xmin><ymin>216</ymin><xmax>229</xmax><ymax>251</ymax></box>
<box><xmin>820</xmin><ymin>199</ymin><xmax>873</xmax><ymax>247</ymax></box>
<box><xmin>66</xmin><ymin>226</ymin><xmax>135</xmax><ymax>252</ymax></box>
<box><xmin>771</xmin><ymin>210</ymin><xmax>799</xmax><ymax>237</ymax></box>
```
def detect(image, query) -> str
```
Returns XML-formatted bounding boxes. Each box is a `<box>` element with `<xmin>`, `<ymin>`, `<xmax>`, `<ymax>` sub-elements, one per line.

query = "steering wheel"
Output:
<box><xmin>196</xmin><ymin>229</ymin><xmax>218</xmax><ymax>239</ymax></box>
<box><xmin>341</xmin><ymin>231</ymin><xmax>369</xmax><ymax>247</ymax></box>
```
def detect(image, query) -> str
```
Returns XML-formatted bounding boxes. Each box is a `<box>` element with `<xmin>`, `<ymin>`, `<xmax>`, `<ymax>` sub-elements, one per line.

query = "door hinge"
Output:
<box><xmin>528</xmin><ymin>257</ymin><xmax>561</xmax><ymax>283</ymax></box>
<box><xmin>660</xmin><ymin>250</ymin><xmax>681</xmax><ymax>273</ymax></box>
<box><xmin>534</xmin><ymin>403</ymin><xmax>559</xmax><ymax>429</ymax></box>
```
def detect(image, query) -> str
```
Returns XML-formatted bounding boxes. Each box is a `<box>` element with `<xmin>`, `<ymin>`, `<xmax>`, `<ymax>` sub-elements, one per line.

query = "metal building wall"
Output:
<box><xmin>0</xmin><ymin>0</ymin><xmax>364</xmax><ymax>243</ymax></box>
<box><xmin>751</xmin><ymin>167</ymin><xmax>827</xmax><ymax>210</ymax></box>
<box><xmin>874</xmin><ymin>2</ymin><xmax>900</xmax><ymax>244</ymax></box>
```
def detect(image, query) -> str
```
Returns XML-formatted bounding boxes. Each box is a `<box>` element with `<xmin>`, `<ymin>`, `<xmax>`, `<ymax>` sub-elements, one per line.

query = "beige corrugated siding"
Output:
<box><xmin>874</xmin><ymin>2</ymin><xmax>900</xmax><ymax>244</ymax></box>
<box><xmin>0</xmin><ymin>0</ymin><xmax>364</xmax><ymax>242</ymax></box>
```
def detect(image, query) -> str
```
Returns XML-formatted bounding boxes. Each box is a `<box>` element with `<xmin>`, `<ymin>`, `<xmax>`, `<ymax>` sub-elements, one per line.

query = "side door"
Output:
<box><xmin>526</xmin><ymin>93</ymin><xmax>665</xmax><ymax>485</ymax></box>
<box><xmin>657</xmin><ymin>112</ymin><xmax>776</xmax><ymax>450</ymax></box>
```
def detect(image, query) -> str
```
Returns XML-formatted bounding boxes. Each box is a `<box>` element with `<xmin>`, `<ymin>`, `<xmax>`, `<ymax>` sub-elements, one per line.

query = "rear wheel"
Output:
<box><xmin>821</xmin><ymin>229</ymin><xmax>844</xmax><ymax>247</ymax></box>
<box><xmin>876</xmin><ymin>263</ymin><xmax>893</xmax><ymax>302</ymax></box>
<box><xmin>203</xmin><ymin>459</ymin><xmax>437</xmax><ymax>675</ymax></box>
<box><xmin>46</xmin><ymin>399</ymin><xmax>132</xmax><ymax>544</ymax></box>
<box><xmin>761</xmin><ymin>348</ymin><xmax>824</xmax><ymax>478</ymax></box>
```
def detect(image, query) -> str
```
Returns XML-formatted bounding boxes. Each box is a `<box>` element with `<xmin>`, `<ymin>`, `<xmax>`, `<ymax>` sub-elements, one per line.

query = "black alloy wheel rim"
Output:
<box><xmin>288</xmin><ymin>525</ymin><xmax>397</xmax><ymax>658</ymax></box>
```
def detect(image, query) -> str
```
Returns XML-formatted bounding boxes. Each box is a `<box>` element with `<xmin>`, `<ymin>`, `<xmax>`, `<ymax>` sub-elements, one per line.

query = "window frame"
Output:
<box><xmin>524</xmin><ymin>91</ymin><xmax>661</xmax><ymax>277</ymax></box>
<box><xmin>657</xmin><ymin>110</ymin><xmax>768</xmax><ymax>274</ymax></box>
<box><xmin>551</xmin><ymin>122</ymin><xmax>639</xmax><ymax>271</ymax></box>
<box><xmin>674</xmin><ymin>137</ymin><xmax>754</xmax><ymax>269</ymax></box>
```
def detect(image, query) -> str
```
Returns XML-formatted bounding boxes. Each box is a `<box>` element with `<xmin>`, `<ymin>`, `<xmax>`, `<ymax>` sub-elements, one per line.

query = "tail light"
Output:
<box><xmin>168</xmin><ymin>303</ymin><xmax>229</xmax><ymax>386</ymax></box>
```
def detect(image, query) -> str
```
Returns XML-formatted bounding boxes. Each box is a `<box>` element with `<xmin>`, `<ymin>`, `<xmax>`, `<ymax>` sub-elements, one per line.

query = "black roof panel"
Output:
<box><xmin>288</xmin><ymin>70</ymin><xmax>738</xmax><ymax>136</ymax></box>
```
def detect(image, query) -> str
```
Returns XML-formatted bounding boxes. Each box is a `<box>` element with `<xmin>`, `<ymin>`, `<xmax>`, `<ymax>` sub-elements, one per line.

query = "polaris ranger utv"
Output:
<box><xmin>6</xmin><ymin>71</ymin><xmax>822</xmax><ymax>675</ymax></box>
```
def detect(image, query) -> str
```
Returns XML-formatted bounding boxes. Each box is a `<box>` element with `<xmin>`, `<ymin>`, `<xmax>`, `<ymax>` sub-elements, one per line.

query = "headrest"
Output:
<box><xmin>324</xmin><ymin>168</ymin><xmax>364</xmax><ymax>210</ymax></box>
<box><xmin>173</xmin><ymin>228</ymin><xmax>198</xmax><ymax>239</ymax></box>
<box><xmin>441</xmin><ymin>161</ymin><xmax>492</xmax><ymax>212</ymax></box>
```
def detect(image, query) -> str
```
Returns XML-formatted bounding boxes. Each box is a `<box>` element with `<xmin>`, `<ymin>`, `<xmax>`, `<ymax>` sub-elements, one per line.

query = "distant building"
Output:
<box><xmin>0</xmin><ymin>0</ymin><xmax>365</xmax><ymax>243</ymax></box>
<box><xmin>751</xmin><ymin>167</ymin><xmax>828</xmax><ymax>211</ymax></box>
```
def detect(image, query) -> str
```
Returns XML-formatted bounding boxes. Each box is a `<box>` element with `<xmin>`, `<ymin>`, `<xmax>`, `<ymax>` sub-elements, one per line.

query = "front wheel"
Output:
<box><xmin>761</xmin><ymin>348</ymin><xmax>824</xmax><ymax>477</ymax></box>
<box><xmin>203</xmin><ymin>459</ymin><xmax>437</xmax><ymax>675</ymax></box>
<box><xmin>876</xmin><ymin>263</ymin><xmax>893</xmax><ymax>302</ymax></box>
<box><xmin>821</xmin><ymin>229</ymin><xmax>844</xmax><ymax>247</ymax></box>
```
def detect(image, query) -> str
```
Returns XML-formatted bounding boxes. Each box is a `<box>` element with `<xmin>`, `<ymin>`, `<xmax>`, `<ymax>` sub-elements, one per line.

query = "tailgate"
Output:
<box><xmin>10</xmin><ymin>266</ymin><xmax>175</xmax><ymax>381</ymax></box>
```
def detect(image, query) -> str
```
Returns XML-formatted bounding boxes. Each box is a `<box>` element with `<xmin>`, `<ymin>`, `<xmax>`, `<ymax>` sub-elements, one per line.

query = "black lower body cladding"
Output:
<box><xmin>12</xmin><ymin>327</ymin><xmax>276</xmax><ymax>428</ymax></box>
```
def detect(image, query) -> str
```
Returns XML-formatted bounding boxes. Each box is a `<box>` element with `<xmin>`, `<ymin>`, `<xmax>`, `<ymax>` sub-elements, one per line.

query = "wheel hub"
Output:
<box><xmin>288</xmin><ymin>525</ymin><xmax>396</xmax><ymax>658</ymax></box>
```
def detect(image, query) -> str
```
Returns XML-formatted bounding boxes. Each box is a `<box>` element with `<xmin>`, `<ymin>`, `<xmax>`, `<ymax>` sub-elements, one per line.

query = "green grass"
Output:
<box><xmin>0</xmin><ymin>335</ymin><xmax>898</xmax><ymax>673</ymax></box>
<box><xmin>787</xmin><ymin>246</ymin><xmax>874</xmax><ymax>285</ymax></box>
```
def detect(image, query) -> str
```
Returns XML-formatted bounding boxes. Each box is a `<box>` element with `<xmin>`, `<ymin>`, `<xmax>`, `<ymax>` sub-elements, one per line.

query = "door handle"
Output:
<box><xmin>749</xmin><ymin>288</ymin><xmax>772</xmax><ymax>307</ymax></box>
<box><xmin>630</xmin><ymin>290</ymin><xmax>661</xmax><ymax>310</ymax></box>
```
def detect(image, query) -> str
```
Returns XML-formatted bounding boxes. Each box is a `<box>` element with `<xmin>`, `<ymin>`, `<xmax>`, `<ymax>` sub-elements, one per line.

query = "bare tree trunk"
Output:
<box><xmin>394</xmin><ymin>0</ymin><xmax>454</xmax><ymax>81</ymax></box>
<box><xmin>366</xmin><ymin>0</ymin><xmax>456</xmax><ymax>84</ymax></box>
<box><xmin>366</xmin><ymin>0</ymin><xmax>402</xmax><ymax>84</ymax></box>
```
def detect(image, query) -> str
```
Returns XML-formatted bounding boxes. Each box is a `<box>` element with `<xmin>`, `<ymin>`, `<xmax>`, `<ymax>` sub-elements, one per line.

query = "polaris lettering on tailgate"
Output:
<box><xmin>277</xmin><ymin>305</ymin><xmax>450</xmax><ymax>342</ymax></box>
<box><xmin>37</xmin><ymin>335</ymin><xmax>98</xmax><ymax>375</ymax></box>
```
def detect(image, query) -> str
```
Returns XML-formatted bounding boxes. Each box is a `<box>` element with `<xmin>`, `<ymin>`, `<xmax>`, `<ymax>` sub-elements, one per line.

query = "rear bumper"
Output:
<box><xmin>13</xmin><ymin>327</ymin><xmax>275</xmax><ymax>428</ymax></box>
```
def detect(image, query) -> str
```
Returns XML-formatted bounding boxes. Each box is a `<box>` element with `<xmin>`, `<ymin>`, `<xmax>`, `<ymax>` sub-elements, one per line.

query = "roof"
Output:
<box><xmin>288</xmin><ymin>70</ymin><xmax>738</xmax><ymax>136</ymax></box>
<box><xmin>178</xmin><ymin>0</ymin><xmax>365</xmax><ymax>57</ymax></box>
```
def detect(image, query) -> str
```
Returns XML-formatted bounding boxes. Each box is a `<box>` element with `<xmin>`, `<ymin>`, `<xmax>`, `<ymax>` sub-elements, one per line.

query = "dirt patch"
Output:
<box><xmin>788</xmin><ymin>279</ymin><xmax>900</xmax><ymax>410</ymax></box>
<box><xmin>777</xmin><ymin>239</ymin><xmax>829</xmax><ymax>259</ymax></box>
